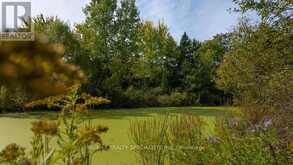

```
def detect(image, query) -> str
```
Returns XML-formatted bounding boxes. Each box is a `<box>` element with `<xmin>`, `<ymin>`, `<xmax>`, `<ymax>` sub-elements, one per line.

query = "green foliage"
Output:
<box><xmin>33</xmin><ymin>15</ymin><xmax>85</xmax><ymax>68</ymax></box>
<box><xmin>233</xmin><ymin>0</ymin><xmax>293</xmax><ymax>27</ymax></box>
<box><xmin>217</xmin><ymin>22</ymin><xmax>293</xmax><ymax>109</ymax></box>
<box><xmin>217</xmin><ymin>2</ymin><xmax>293</xmax><ymax>144</ymax></box>
<box><xmin>123</xmin><ymin>86</ymin><xmax>144</xmax><ymax>107</ymax></box>
<box><xmin>76</xmin><ymin>0</ymin><xmax>117</xmax><ymax>96</ymax></box>
<box><xmin>142</xmin><ymin>87</ymin><xmax>164</xmax><ymax>107</ymax></box>
<box><xmin>68</xmin><ymin>0</ymin><xmax>228</xmax><ymax>107</ymax></box>
<box><xmin>123</xmin><ymin>87</ymin><xmax>200</xmax><ymax>107</ymax></box>
<box><xmin>157</xmin><ymin>92</ymin><xmax>189</xmax><ymax>107</ymax></box>
<box><xmin>56</xmin><ymin>113</ymin><xmax>109</xmax><ymax>165</ymax></box>
<box><xmin>213</xmin><ymin>5</ymin><xmax>293</xmax><ymax>156</ymax></box>
<box><xmin>0</xmin><ymin>86</ymin><xmax>28</xmax><ymax>112</ymax></box>
<box><xmin>129</xmin><ymin>114</ymin><xmax>293</xmax><ymax>165</ymax></box>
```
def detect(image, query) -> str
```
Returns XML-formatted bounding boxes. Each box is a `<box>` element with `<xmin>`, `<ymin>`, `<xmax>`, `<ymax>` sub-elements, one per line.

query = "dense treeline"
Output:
<box><xmin>0</xmin><ymin>0</ymin><xmax>230</xmax><ymax>110</ymax></box>
<box><xmin>72</xmin><ymin>0</ymin><xmax>230</xmax><ymax>107</ymax></box>
<box><xmin>1</xmin><ymin>0</ymin><xmax>291</xmax><ymax>111</ymax></box>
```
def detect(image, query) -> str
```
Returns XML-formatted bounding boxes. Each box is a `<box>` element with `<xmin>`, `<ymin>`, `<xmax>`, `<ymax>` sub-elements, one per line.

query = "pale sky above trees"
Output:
<box><xmin>3</xmin><ymin>0</ymin><xmax>251</xmax><ymax>41</ymax></box>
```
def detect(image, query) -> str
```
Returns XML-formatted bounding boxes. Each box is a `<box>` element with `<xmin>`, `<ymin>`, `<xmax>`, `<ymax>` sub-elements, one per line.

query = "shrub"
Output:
<box><xmin>124</xmin><ymin>87</ymin><xmax>198</xmax><ymax>107</ymax></box>
<box><xmin>156</xmin><ymin>95</ymin><xmax>170</xmax><ymax>106</ymax></box>
<box><xmin>157</xmin><ymin>92</ymin><xmax>188</xmax><ymax>107</ymax></box>
<box><xmin>123</xmin><ymin>86</ymin><xmax>144</xmax><ymax>107</ymax></box>
<box><xmin>169</xmin><ymin>92</ymin><xmax>189</xmax><ymax>106</ymax></box>
<box><xmin>0</xmin><ymin>86</ymin><xmax>29</xmax><ymax>112</ymax></box>
<box><xmin>143</xmin><ymin>87</ymin><xmax>164</xmax><ymax>106</ymax></box>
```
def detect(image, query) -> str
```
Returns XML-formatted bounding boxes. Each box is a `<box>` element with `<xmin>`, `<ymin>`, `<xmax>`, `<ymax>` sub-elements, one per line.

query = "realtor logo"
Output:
<box><xmin>1</xmin><ymin>1</ymin><xmax>34</xmax><ymax>41</ymax></box>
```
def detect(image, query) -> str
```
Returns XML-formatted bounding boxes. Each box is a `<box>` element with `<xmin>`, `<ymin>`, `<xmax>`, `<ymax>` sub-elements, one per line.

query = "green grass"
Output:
<box><xmin>0</xmin><ymin>106</ymin><xmax>232</xmax><ymax>165</ymax></box>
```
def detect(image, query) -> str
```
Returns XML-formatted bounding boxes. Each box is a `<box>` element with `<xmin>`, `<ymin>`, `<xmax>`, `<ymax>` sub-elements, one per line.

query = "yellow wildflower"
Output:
<box><xmin>31</xmin><ymin>119</ymin><xmax>59</xmax><ymax>136</ymax></box>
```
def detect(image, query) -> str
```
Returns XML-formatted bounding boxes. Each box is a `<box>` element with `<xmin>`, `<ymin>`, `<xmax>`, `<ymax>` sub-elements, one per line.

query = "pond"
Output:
<box><xmin>0</xmin><ymin>106</ymin><xmax>230</xmax><ymax>165</ymax></box>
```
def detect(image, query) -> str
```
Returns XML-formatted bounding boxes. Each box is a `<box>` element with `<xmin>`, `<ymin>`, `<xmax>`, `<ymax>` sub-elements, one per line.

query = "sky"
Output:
<box><xmin>1</xmin><ymin>0</ymin><xmax>244</xmax><ymax>41</ymax></box>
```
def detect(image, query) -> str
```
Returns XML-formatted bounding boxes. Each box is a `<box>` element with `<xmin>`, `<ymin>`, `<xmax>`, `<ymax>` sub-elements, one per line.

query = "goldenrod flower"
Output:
<box><xmin>75</xmin><ymin>104</ymin><xmax>88</xmax><ymax>113</ymax></box>
<box><xmin>75</xmin><ymin>125</ymin><xmax>108</xmax><ymax>145</ymax></box>
<box><xmin>0</xmin><ymin>143</ymin><xmax>25</xmax><ymax>161</ymax></box>
<box><xmin>72</xmin><ymin>159</ymin><xmax>82</xmax><ymax>165</ymax></box>
<box><xmin>31</xmin><ymin>119</ymin><xmax>59</xmax><ymax>136</ymax></box>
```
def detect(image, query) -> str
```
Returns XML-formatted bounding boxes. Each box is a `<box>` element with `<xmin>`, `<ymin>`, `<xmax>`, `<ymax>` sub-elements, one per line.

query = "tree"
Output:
<box><xmin>20</xmin><ymin>0</ymin><xmax>235</xmax><ymax>107</ymax></box>
<box><xmin>102</xmin><ymin>0</ymin><xmax>141</xmax><ymax>105</ymax></box>
<box><xmin>135</xmin><ymin>21</ymin><xmax>179</xmax><ymax>92</ymax></box>
<box><xmin>195</xmin><ymin>37</ymin><xmax>226</xmax><ymax>104</ymax></box>
<box><xmin>33</xmin><ymin>15</ymin><xmax>85</xmax><ymax>67</ymax></box>
<box><xmin>178</xmin><ymin>33</ymin><xmax>203</xmax><ymax>91</ymax></box>
<box><xmin>179</xmin><ymin>32</ymin><xmax>193</xmax><ymax>62</ymax></box>
<box><xmin>217</xmin><ymin>23</ymin><xmax>293</xmax><ymax>108</ymax></box>
<box><xmin>76</xmin><ymin>0</ymin><xmax>117</xmax><ymax>96</ymax></box>
<box><xmin>217</xmin><ymin>1</ymin><xmax>293</xmax><ymax>109</ymax></box>
<box><xmin>233</xmin><ymin>0</ymin><xmax>293</xmax><ymax>30</ymax></box>
<box><xmin>178</xmin><ymin>32</ymin><xmax>194</xmax><ymax>90</ymax></box>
